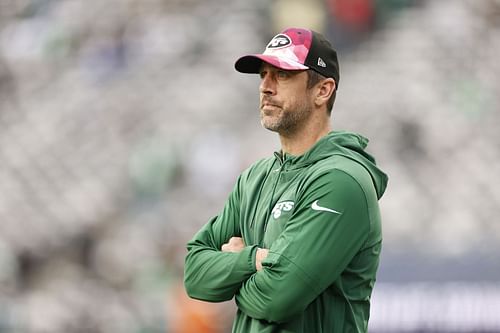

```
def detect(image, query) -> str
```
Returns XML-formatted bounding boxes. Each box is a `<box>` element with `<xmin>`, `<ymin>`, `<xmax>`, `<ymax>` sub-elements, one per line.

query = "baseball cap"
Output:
<box><xmin>235</xmin><ymin>27</ymin><xmax>340</xmax><ymax>88</ymax></box>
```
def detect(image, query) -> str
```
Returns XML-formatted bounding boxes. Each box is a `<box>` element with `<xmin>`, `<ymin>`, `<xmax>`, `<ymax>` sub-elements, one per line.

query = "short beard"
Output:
<box><xmin>260</xmin><ymin>100</ymin><xmax>313</xmax><ymax>135</ymax></box>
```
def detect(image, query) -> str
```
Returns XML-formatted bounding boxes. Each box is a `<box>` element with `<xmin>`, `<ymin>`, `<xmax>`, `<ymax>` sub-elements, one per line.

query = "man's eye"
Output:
<box><xmin>259</xmin><ymin>71</ymin><xmax>266</xmax><ymax>79</ymax></box>
<box><xmin>277</xmin><ymin>71</ymin><xmax>289</xmax><ymax>79</ymax></box>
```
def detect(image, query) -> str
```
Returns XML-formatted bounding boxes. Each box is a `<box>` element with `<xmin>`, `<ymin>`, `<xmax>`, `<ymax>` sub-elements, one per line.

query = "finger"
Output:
<box><xmin>230</xmin><ymin>237</ymin><xmax>244</xmax><ymax>246</ymax></box>
<box><xmin>229</xmin><ymin>237</ymin><xmax>241</xmax><ymax>243</ymax></box>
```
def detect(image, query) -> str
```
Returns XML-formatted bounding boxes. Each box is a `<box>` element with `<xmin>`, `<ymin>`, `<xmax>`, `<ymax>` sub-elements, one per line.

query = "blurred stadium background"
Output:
<box><xmin>1</xmin><ymin>0</ymin><xmax>499</xmax><ymax>332</ymax></box>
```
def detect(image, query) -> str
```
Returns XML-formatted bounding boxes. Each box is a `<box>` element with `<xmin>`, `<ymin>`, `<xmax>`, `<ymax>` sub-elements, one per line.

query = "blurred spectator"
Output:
<box><xmin>326</xmin><ymin>0</ymin><xmax>376</xmax><ymax>50</ymax></box>
<box><xmin>168</xmin><ymin>282</ymin><xmax>233</xmax><ymax>333</ymax></box>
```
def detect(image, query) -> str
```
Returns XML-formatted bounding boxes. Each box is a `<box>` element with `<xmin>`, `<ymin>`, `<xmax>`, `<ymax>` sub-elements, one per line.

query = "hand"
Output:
<box><xmin>221</xmin><ymin>237</ymin><xmax>245</xmax><ymax>253</ymax></box>
<box><xmin>255</xmin><ymin>248</ymin><xmax>269</xmax><ymax>271</ymax></box>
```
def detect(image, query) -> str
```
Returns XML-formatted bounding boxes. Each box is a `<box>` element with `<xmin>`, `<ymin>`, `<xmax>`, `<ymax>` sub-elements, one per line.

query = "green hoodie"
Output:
<box><xmin>184</xmin><ymin>131</ymin><xmax>388</xmax><ymax>333</ymax></box>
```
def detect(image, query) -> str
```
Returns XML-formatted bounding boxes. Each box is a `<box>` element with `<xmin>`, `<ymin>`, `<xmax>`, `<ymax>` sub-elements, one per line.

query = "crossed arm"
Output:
<box><xmin>222</xmin><ymin>237</ymin><xmax>269</xmax><ymax>270</ymax></box>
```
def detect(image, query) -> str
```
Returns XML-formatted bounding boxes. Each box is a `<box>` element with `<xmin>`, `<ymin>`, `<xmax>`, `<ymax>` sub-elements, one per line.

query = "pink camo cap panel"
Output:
<box><xmin>235</xmin><ymin>28</ymin><xmax>313</xmax><ymax>73</ymax></box>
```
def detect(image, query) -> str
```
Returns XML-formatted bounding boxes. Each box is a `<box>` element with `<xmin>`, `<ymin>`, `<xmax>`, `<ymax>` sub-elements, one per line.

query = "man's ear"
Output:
<box><xmin>314</xmin><ymin>78</ymin><xmax>335</xmax><ymax>107</ymax></box>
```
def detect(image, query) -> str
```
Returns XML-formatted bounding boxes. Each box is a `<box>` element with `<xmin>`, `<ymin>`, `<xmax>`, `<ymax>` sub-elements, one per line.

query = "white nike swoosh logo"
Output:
<box><xmin>311</xmin><ymin>200</ymin><xmax>341</xmax><ymax>214</ymax></box>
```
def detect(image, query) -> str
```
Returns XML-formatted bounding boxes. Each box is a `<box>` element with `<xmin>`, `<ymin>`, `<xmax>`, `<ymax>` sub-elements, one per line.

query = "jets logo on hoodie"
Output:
<box><xmin>271</xmin><ymin>201</ymin><xmax>295</xmax><ymax>219</ymax></box>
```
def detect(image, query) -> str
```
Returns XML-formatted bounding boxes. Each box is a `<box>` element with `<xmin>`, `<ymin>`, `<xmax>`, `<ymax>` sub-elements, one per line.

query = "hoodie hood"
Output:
<box><xmin>280</xmin><ymin>131</ymin><xmax>388</xmax><ymax>199</ymax></box>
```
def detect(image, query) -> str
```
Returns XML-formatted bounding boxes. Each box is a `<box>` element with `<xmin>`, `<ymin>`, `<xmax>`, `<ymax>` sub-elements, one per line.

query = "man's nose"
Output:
<box><xmin>259</xmin><ymin>74</ymin><xmax>276</xmax><ymax>95</ymax></box>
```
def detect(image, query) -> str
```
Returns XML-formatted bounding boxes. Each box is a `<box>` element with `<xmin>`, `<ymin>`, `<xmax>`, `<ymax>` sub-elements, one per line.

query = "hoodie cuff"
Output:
<box><xmin>237</xmin><ymin>245</ymin><xmax>258</xmax><ymax>273</ymax></box>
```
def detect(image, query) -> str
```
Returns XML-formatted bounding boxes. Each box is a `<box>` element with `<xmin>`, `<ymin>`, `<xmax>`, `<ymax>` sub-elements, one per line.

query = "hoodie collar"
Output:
<box><xmin>273</xmin><ymin>131</ymin><xmax>388</xmax><ymax>199</ymax></box>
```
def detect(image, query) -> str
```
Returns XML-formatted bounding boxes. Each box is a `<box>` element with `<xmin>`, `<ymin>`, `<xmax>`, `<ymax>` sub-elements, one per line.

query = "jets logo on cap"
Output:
<box><xmin>267</xmin><ymin>34</ymin><xmax>291</xmax><ymax>49</ymax></box>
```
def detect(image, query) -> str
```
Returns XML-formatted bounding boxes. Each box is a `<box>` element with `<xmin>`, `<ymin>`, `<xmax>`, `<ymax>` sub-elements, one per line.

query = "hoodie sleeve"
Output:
<box><xmin>184</xmin><ymin>175</ymin><xmax>258</xmax><ymax>302</ymax></box>
<box><xmin>235</xmin><ymin>169</ymin><xmax>374</xmax><ymax>323</ymax></box>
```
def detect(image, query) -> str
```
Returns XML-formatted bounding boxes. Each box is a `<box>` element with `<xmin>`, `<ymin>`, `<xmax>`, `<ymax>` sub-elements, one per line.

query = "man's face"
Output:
<box><xmin>258</xmin><ymin>63</ymin><xmax>313</xmax><ymax>134</ymax></box>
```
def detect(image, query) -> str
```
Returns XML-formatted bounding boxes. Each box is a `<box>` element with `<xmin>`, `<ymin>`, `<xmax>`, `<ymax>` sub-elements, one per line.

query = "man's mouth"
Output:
<box><xmin>261</xmin><ymin>100</ymin><xmax>281</xmax><ymax>110</ymax></box>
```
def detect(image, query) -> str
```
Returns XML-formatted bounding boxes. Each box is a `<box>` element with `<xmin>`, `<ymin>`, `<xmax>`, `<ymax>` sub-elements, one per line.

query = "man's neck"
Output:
<box><xmin>279</xmin><ymin>118</ymin><xmax>331</xmax><ymax>156</ymax></box>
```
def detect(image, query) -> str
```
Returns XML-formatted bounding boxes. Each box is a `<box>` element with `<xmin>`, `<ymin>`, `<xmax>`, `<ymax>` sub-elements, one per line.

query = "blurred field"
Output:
<box><xmin>1</xmin><ymin>0</ymin><xmax>499</xmax><ymax>332</ymax></box>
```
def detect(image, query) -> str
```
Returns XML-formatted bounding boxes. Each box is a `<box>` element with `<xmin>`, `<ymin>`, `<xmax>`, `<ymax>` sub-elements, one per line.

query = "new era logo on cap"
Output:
<box><xmin>234</xmin><ymin>27</ymin><xmax>340</xmax><ymax>88</ymax></box>
<box><xmin>318</xmin><ymin>57</ymin><xmax>326</xmax><ymax>67</ymax></box>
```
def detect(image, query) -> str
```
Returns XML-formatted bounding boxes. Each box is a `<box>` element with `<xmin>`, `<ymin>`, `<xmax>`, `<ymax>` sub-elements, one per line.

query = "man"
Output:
<box><xmin>184</xmin><ymin>27</ymin><xmax>388</xmax><ymax>333</ymax></box>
